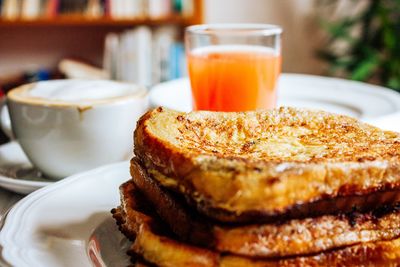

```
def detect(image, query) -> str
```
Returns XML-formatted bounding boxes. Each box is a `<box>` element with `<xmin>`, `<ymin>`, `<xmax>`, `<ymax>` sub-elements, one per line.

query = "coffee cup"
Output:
<box><xmin>3</xmin><ymin>79</ymin><xmax>148</xmax><ymax>179</ymax></box>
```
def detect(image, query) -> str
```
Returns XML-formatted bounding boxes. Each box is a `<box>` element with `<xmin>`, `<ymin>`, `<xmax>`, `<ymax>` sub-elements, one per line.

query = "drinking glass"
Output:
<box><xmin>185</xmin><ymin>24</ymin><xmax>282</xmax><ymax>112</ymax></box>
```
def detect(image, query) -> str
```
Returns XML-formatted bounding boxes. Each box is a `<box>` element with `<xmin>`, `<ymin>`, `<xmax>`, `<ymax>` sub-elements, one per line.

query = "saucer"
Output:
<box><xmin>0</xmin><ymin>141</ymin><xmax>53</xmax><ymax>194</ymax></box>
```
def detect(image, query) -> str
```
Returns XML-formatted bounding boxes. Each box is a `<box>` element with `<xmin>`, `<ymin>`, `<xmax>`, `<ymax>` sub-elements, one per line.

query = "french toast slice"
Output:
<box><xmin>128</xmin><ymin>161</ymin><xmax>400</xmax><ymax>258</ymax></box>
<box><xmin>112</xmin><ymin>181</ymin><xmax>400</xmax><ymax>267</ymax></box>
<box><xmin>134</xmin><ymin>107</ymin><xmax>400</xmax><ymax>222</ymax></box>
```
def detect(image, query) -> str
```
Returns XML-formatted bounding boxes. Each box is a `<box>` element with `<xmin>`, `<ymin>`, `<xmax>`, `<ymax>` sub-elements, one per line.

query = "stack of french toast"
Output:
<box><xmin>113</xmin><ymin>106</ymin><xmax>400</xmax><ymax>266</ymax></box>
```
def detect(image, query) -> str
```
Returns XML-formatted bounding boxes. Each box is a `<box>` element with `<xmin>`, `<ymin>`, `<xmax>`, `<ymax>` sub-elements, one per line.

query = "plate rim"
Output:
<box><xmin>279</xmin><ymin>73</ymin><xmax>400</xmax><ymax>108</ymax></box>
<box><xmin>0</xmin><ymin>160</ymin><xmax>129</xmax><ymax>266</ymax></box>
<box><xmin>0</xmin><ymin>141</ymin><xmax>53</xmax><ymax>189</ymax></box>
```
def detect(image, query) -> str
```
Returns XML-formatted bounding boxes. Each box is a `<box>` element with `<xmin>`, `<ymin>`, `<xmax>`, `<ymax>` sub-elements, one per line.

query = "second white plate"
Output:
<box><xmin>150</xmin><ymin>74</ymin><xmax>400</xmax><ymax>119</ymax></box>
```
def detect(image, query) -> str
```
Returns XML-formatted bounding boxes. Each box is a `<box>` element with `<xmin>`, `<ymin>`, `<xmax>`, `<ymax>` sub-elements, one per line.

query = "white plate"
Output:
<box><xmin>0</xmin><ymin>142</ymin><xmax>52</xmax><ymax>194</ymax></box>
<box><xmin>150</xmin><ymin>74</ymin><xmax>400</xmax><ymax>119</ymax></box>
<box><xmin>0</xmin><ymin>161</ymin><xmax>131</xmax><ymax>267</ymax></box>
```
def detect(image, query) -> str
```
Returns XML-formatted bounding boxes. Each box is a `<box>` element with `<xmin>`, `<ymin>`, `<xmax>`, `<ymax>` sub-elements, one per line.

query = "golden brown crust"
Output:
<box><xmin>130</xmin><ymin>159</ymin><xmax>214</xmax><ymax>246</ymax></box>
<box><xmin>134</xmin><ymin>107</ymin><xmax>400</xmax><ymax>222</ymax></box>
<box><xmin>143</xmin><ymin>158</ymin><xmax>400</xmax><ymax>224</ymax></box>
<box><xmin>122</xmin><ymin>169</ymin><xmax>400</xmax><ymax>259</ymax></box>
<box><xmin>113</xmin><ymin>181</ymin><xmax>400</xmax><ymax>267</ymax></box>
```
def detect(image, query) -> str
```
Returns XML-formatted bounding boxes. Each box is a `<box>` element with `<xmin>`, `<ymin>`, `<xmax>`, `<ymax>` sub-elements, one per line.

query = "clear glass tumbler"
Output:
<box><xmin>185</xmin><ymin>24</ymin><xmax>282</xmax><ymax>112</ymax></box>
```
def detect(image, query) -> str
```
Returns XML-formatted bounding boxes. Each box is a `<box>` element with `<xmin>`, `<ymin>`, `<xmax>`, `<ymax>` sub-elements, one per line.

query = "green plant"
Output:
<box><xmin>318</xmin><ymin>0</ymin><xmax>400</xmax><ymax>91</ymax></box>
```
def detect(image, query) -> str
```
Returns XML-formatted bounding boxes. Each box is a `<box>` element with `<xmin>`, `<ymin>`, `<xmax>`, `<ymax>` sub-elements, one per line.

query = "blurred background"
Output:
<box><xmin>0</xmin><ymin>0</ymin><xmax>399</xmax><ymax>92</ymax></box>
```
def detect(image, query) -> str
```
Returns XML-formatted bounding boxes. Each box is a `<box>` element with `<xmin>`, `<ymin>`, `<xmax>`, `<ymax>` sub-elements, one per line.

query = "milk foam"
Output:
<box><xmin>191</xmin><ymin>45</ymin><xmax>278</xmax><ymax>56</ymax></box>
<box><xmin>26</xmin><ymin>80</ymin><xmax>139</xmax><ymax>103</ymax></box>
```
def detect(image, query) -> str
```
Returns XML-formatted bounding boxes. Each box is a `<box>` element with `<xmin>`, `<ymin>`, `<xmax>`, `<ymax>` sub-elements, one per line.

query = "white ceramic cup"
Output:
<box><xmin>3</xmin><ymin>79</ymin><xmax>148</xmax><ymax>179</ymax></box>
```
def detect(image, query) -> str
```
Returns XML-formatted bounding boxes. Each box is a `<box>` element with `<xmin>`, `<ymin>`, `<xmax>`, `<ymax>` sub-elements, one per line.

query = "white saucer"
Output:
<box><xmin>150</xmin><ymin>74</ymin><xmax>400</xmax><ymax>119</ymax></box>
<box><xmin>0</xmin><ymin>161</ymin><xmax>130</xmax><ymax>266</ymax></box>
<box><xmin>0</xmin><ymin>142</ymin><xmax>53</xmax><ymax>194</ymax></box>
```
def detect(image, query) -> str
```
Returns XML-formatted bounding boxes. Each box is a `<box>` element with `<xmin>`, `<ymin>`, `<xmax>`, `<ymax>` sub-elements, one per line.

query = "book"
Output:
<box><xmin>21</xmin><ymin>0</ymin><xmax>41</xmax><ymax>19</ymax></box>
<box><xmin>182</xmin><ymin>0</ymin><xmax>194</xmax><ymax>17</ymax></box>
<box><xmin>103</xmin><ymin>32</ymin><xmax>120</xmax><ymax>80</ymax></box>
<box><xmin>85</xmin><ymin>0</ymin><xmax>103</xmax><ymax>18</ymax></box>
<box><xmin>119</xmin><ymin>27</ymin><xmax>152</xmax><ymax>86</ymax></box>
<box><xmin>123</xmin><ymin>0</ymin><xmax>146</xmax><ymax>19</ymax></box>
<box><xmin>169</xmin><ymin>42</ymin><xmax>186</xmax><ymax>80</ymax></box>
<box><xmin>153</xmin><ymin>26</ymin><xmax>178</xmax><ymax>82</ymax></box>
<box><xmin>148</xmin><ymin>0</ymin><xmax>171</xmax><ymax>19</ymax></box>
<box><xmin>44</xmin><ymin>0</ymin><xmax>59</xmax><ymax>18</ymax></box>
<box><xmin>103</xmin><ymin>25</ymin><xmax>186</xmax><ymax>86</ymax></box>
<box><xmin>1</xmin><ymin>0</ymin><xmax>20</xmax><ymax>19</ymax></box>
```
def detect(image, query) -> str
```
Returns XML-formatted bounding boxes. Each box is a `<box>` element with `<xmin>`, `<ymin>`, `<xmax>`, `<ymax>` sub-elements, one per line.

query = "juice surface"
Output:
<box><xmin>188</xmin><ymin>45</ymin><xmax>281</xmax><ymax>112</ymax></box>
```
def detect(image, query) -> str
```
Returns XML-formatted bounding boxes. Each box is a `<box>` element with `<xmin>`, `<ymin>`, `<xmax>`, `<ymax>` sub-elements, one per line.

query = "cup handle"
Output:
<box><xmin>0</xmin><ymin>104</ymin><xmax>14</xmax><ymax>139</ymax></box>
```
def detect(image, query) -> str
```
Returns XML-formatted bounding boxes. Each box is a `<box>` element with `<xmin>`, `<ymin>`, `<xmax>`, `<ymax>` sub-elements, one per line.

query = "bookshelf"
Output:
<box><xmin>0</xmin><ymin>0</ymin><xmax>203</xmax><ymax>89</ymax></box>
<box><xmin>0</xmin><ymin>16</ymin><xmax>190</xmax><ymax>27</ymax></box>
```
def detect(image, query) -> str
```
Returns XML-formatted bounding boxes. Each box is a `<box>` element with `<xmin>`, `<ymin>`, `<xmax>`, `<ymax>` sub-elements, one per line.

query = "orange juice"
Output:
<box><xmin>188</xmin><ymin>45</ymin><xmax>281</xmax><ymax>111</ymax></box>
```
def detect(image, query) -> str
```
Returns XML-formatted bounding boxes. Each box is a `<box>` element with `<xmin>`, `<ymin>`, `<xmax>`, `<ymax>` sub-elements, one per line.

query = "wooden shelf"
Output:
<box><xmin>0</xmin><ymin>15</ymin><xmax>193</xmax><ymax>27</ymax></box>
<box><xmin>0</xmin><ymin>0</ymin><xmax>203</xmax><ymax>84</ymax></box>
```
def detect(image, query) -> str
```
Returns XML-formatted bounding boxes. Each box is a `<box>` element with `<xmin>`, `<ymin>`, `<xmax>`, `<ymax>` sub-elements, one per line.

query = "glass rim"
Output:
<box><xmin>186</xmin><ymin>23</ymin><xmax>283</xmax><ymax>36</ymax></box>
